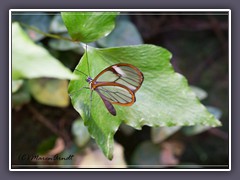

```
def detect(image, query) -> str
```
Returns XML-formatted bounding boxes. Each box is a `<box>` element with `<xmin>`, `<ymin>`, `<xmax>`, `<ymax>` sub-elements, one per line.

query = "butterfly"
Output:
<box><xmin>71</xmin><ymin>47</ymin><xmax>144</xmax><ymax>116</ymax></box>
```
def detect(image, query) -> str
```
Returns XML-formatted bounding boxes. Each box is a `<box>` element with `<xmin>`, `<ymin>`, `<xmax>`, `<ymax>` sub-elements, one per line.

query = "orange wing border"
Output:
<box><xmin>92</xmin><ymin>63</ymin><xmax>144</xmax><ymax>93</ymax></box>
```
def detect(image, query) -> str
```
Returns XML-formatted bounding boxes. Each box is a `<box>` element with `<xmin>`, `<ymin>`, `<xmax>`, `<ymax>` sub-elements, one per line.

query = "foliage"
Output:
<box><xmin>65</xmin><ymin>12</ymin><xmax>221</xmax><ymax>159</ymax></box>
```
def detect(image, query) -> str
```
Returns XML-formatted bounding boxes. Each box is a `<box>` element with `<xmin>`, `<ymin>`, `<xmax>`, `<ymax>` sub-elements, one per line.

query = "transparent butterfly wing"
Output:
<box><xmin>93</xmin><ymin>63</ymin><xmax>144</xmax><ymax>93</ymax></box>
<box><xmin>95</xmin><ymin>88</ymin><xmax>117</xmax><ymax>116</ymax></box>
<box><xmin>95</xmin><ymin>83</ymin><xmax>135</xmax><ymax>106</ymax></box>
<box><xmin>90</xmin><ymin>63</ymin><xmax>144</xmax><ymax>115</ymax></box>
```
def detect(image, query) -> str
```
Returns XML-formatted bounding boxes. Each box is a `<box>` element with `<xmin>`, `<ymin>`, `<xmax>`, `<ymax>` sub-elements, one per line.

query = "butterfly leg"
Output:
<box><xmin>88</xmin><ymin>90</ymin><xmax>93</xmax><ymax>117</ymax></box>
<box><xmin>69</xmin><ymin>87</ymin><xmax>90</xmax><ymax>98</ymax></box>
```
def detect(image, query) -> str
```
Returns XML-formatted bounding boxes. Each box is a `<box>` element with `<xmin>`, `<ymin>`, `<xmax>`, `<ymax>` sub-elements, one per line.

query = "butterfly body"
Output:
<box><xmin>81</xmin><ymin>63</ymin><xmax>144</xmax><ymax>116</ymax></box>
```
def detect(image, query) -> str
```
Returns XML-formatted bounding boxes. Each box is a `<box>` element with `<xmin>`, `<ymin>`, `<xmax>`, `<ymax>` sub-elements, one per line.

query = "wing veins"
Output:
<box><xmin>117</xmin><ymin>77</ymin><xmax>139</xmax><ymax>88</ymax></box>
<box><xmin>119</xmin><ymin>68</ymin><xmax>138</xmax><ymax>75</ymax></box>
<box><xmin>123</xmin><ymin>76</ymin><xmax>141</xmax><ymax>84</ymax></box>
<box><xmin>100</xmin><ymin>87</ymin><xmax>130</xmax><ymax>103</ymax></box>
<box><xmin>99</xmin><ymin>87</ymin><xmax>132</xmax><ymax>103</ymax></box>
<box><xmin>113</xmin><ymin>76</ymin><xmax>121</xmax><ymax>83</ymax></box>
<box><xmin>100</xmin><ymin>88</ymin><xmax>120</xmax><ymax>102</ymax></box>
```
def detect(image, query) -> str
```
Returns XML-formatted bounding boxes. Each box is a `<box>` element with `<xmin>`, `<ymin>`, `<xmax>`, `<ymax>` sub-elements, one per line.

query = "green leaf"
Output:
<box><xmin>12</xmin><ymin>81</ymin><xmax>31</xmax><ymax>108</ymax></box>
<box><xmin>97</xmin><ymin>19</ymin><xmax>143</xmax><ymax>47</ymax></box>
<box><xmin>49</xmin><ymin>14</ymin><xmax>68</xmax><ymax>33</ymax></box>
<box><xmin>69</xmin><ymin>44</ymin><xmax>221</xmax><ymax>159</ymax></box>
<box><xmin>182</xmin><ymin>106</ymin><xmax>222</xmax><ymax>136</ymax></box>
<box><xmin>61</xmin><ymin>12</ymin><xmax>119</xmax><ymax>42</ymax></box>
<box><xmin>182</xmin><ymin>125</ymin><xmax>211</xmax><ymax>136</ymax></box>
<box><xmin>12</xmin><ymin>22</ymin><xmax>77</xmax><ymax>80</ymax></box>
<box><xmin>37</xmin><ymin>136</ymin><xmax>57</xmax><ymax>155</ymax></box>
<box><xmin>151</xmin><ymin>126</ymin><xmax>181</xmax><ymax>144</ymax></box>
<box><xmin>119</xmin><ymin>124</ymin><xmax>135</xmax><ymax>136</ymax></box>
<box><xmin>28</xmin><ymin>78</ymin><xmax>70</xmax><ymax>107</ymax></box>
<box><xmin>71</xmin><ymin>118</ymin><xmax>90</xmax><ymax>147</ymax></box>
<box><xmin>206</xmin><ymin>106</ymin><xmax>222</xmax><ymax>120</ymax></box>
<box><xmin>190</xmin><ymin>86</ymin><xmax>208</xmax><ymax>100</ymax></box>
<box><xmin>12</xmin><ymin>79</ymin><xmax>24</xmax><ymax>93</ymax></box>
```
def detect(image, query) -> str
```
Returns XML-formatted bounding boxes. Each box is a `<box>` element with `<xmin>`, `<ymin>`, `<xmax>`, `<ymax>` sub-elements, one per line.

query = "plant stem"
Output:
<box><xmin>20</xmin><ymin>22</ymin><xmax>75</xmax><ymax>42</ymax></box>
<box><xmin>27</xmin><ymin>105</ymin><xmax>72</xmax><ymax>146</ymax></box>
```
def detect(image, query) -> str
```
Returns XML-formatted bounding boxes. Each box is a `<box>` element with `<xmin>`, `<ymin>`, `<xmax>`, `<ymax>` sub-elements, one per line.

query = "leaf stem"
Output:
<box><xmin>19</xmin><ymin>22</ymin><xmax>75</xmax><ymax>42</ymax></box>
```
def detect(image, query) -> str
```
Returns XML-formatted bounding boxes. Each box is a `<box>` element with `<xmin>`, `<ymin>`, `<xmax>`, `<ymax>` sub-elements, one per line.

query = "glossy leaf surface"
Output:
<box><xmin>69</xmin><ymin>44</ymin><xmax>221</xmax><ymax>159</ymax></box>
<box><xmin>61</xmin><ymin>12</ymin><xmax>119</xmax><ymax>43</ymax></box>
<box><xmin>12</xmin><ymin>22</ymin><xmax>76</xmax><ymax>80</ymax></box>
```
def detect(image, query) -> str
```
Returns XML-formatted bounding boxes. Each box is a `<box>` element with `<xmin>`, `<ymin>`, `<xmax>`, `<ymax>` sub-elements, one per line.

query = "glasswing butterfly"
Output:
<box><xmin>72</xmin><ymin>45</ymin><xmax>144</xmax><ymax>116</ymax></box>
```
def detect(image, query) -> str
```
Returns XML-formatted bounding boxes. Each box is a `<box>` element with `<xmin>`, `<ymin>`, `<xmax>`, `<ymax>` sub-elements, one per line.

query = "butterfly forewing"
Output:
<box><xmin>93</xmin><ymin>63</ymin><xmax>144</xmax><ymax>93</ymax></box>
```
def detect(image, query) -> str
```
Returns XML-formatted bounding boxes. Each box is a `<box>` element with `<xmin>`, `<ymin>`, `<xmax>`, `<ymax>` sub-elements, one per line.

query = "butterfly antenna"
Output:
<box><xmin>74</xmin><ymin>69</ymin><xmax>88</xmax><ymax>77</ymax></box>
<box><xmin>86</xmin><ymin>44</ymin><xmax>91</xmax><ymax>77</ymax></box>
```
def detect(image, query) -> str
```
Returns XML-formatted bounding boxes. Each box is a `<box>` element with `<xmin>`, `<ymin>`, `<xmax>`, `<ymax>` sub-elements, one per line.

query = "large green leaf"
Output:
<box><xmin>61</xmin><ymin>12</ymin><xmax>119</xmax><ymax>43</ymax></box>
<box><xmin>69</xmin><ymin>44</ymin><xmax>221</xmax><ymax>159</ymax></box>
<box><xmin>12</xmin><ymin>22</ymin><xmax>77</xmax><ymax>80</ymax></box>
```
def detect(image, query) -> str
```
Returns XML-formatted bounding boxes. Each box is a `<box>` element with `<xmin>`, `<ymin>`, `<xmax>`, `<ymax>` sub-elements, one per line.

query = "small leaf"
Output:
<box><xmin>37</xmin><ymin>136</ymin><xmax>57</xmax><ymax>155</ymax></box>
<box><xmin>28</xmin><ymin>78</ymin><xmax>69</xmax><ymax>107</ymax></box>
<box><xmin>206</xmin><ymin>106</ymin><xmax>222</xmax><ymax>120</ymax></box>
<box><xmin>69</xmin><ymin>44</ymin><xmax>221</xmax><ymax>159</ymax></box>
<box><xmin>12</xmin><ymin>79</ymin><xmax>24</xmax><ymax>93</ymax></box>
<box><xmin>71</xmin><ymin>118</ymin><xmax>90</xmax><ymax>147</ymax></box>
<box><xmin>12</xmin><ymin>81</ymin><xmax>31</xmax><ymax>108</ymax></box>
<box><xmin>119</xmin><ymin>124</ymin><xmax>135</xmax><ymax>136</ymax></box>
<box><xmin>190</xmin><ymin>86</ymin><xmax>208</xmax><ymax>100</ymax></box>
<box><xmin>75</xmin><ymin>142</ymin><xmax>127</xmax><ymax>168</ymax></box>
<box><xmin>151</xmin><ymin>126</ymin><xmax>181</xmax><ymax>144</ymax></box>
<box><xmin>61</xmin><ymin>12</ymin><xmax>119</xmax><ymax>42</ymax></box>
<box><xmin>182</xmin><ymin>106</ymin><xmax>222</xmax><ymax>136</ymax></box>
<box><xmin>12</xmin><ymin>22</ymin><xmax>77</xmax><ymax>80</ymax></box>
<box><xmin>97</xmin><ymin>19</ymin><xmax>143</xmax><ymax>47</ymax></box>
<box><xmin>182</xmin><ymin>125</ymin><xmax>211</xmax><ymax>136</ymax></box>
<box><xmin>49</xmin><ymin>14</ymin><xmax>68</xmax><ymax>33</ymax></box>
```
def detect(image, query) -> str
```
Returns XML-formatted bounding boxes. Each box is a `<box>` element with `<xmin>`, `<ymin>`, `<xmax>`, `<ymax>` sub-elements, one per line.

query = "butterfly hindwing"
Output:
<box><xmin>95</xmin><ymin>83</ymin><xmax>135</xmax><ymax>106</ymax></box>
<box><xmin>95</xmin><ymin>88</ymin><xmax>117</xmax><ymax>116</ymax></box>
